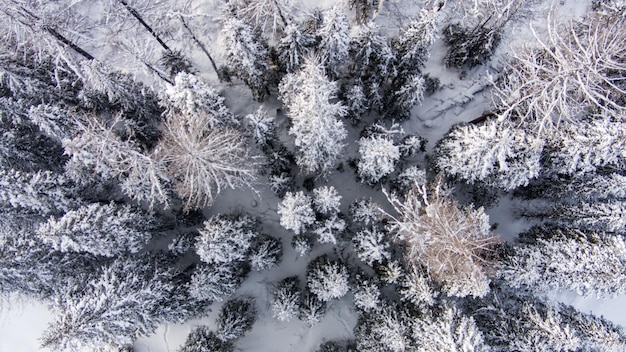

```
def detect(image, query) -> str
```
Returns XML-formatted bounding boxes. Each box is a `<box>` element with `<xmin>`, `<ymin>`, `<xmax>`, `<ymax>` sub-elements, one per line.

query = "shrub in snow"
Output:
<box><xmin>434</xmin><ymin>120</ymin><xmax>543</xmax><ymax>191</ymax></box>
<box><xmin>353</xmin><ymin>280</ymin><xmax>380</xmax><ymax>312</ymax></box>
<box><xmin>312</xmin><ymin>186</ymin><xmax>341</xmax><ymax>215</ymax></box>
<box><xmin>357</xmin><ymin>135</ymin><xmax>401</xmax><ymax>185</ymax></box>
<box><xmin>188</xmin><ymin>262</ymin><xmax>249</xmax><ymax>302</ymax></box>
<box><xmin>271</xmin><ymin>276</ymin><xmax>301</xmax><ymax>322</ymax></box>
<box><xmin>501</xmin><ymin>225</ymin><xmax>626</xmax><ymax>298</ymax></box>
<box><xmin>178</xmin><ymin>326</ymin><xmax>233</xmax><ymax>352</ymax></box>
<box><xmin>313</xmin><ymin>214</ymin><xmax>346</xmax><ymax>245</ymax></box>
<box><xmin>37</xmin><ymin>202</ymin><xmax>155</xmax><ymax>257</ymax></box>
<box><xmin>278</xmin><ymin>191</ymin><xmax>315</xmax><ymax>234</ymax></box>
<box><xmin>299</xmin><ymin>290</ymin><xmax>327</xmax><ymax>326</ymax></box>
<box><xmin>307</xmin><ymin>255</ymin><xmax>350</xmax><ymax>301</ymax></box>
<box><xmin>195</xmin><ymin>214</ymin><xmax>258</xmax><ymax>265</ymax></box>
<box><xmin>216</xmin><ymin>297</ymin><xmax>256</xmax><ymax>341</ymax></box>
<box><xmin>350</xmin><ymin>198</ymin><xmax>380</xmax><ymax>226</ymax></box>
<box><xmin>292</xmin><ymin>234</ymin><xmax>313</xmax><ymax>257</ymax></box>
<box><xmin>352</xmin><ymin>226</ymin><xmax>391</xmax><ymax>266</ymax></box>
<box><xmin>381</xmin><ymin>177</ymin><xmax>500</xmax><ymax>298</ymax></box>
<box><xmin>279</xmin><ymin>57</ymin><xmax>347</xmax><ymax>173</ymax></box>
<box><xmin>248</xmin><ymin>235</ymin><xmax>282</xmax><ymax>271</ymax></box>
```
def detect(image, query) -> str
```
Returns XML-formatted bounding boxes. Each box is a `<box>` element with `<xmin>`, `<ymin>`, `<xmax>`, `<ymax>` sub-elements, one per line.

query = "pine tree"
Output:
<box><xmin>37</xmin><ymin>202</ymin><xmax>157</xmax><ymax>257</ymax></box>
<box><xmin>501</xmin><ymin>225</ymin><xmax>626</xmax><ymax>298</ymax></box>
<box><xmin>352</xmin><ymin>226</ymin><xmax>391</xmax><ymax>266</ymax></box>
<box><xmin>245</xmin><ymin>107</ymin><xmax>275</xmax><ymax>147</ymax></box>
<box><xmin>278</xmin><ymin>23</ymin><xmax>315</xmax><ymax>72</ymax></box>
<box><xmin>178</xmin><ymin>326</ymin><xmax>234</xmax><ymax>352</ymax></box>
<box><xmin>292</xmin><ymin>234</ymin><xmax>313</xmax><ymax>257</ymax></box>
<box><xmin>353</xmin><ymin>280</ymin><xmax>380</xmax><ymax>312</ymax></box>
<box><xmin>435</xmin><ymin>120</ymin><xmax>544</xmax><ymax>191</ymax></box>
<box><xmin>299</xmin><ymin>290</ymin><xmax>327</xmax><ymax>326</ymax></box>
<box><xmin>312</xmin><ymin>185</ymin><xmax>342</xmax><ymax>215</ymax></box>
<box><xmin>399</xmin><ymin>268</ymin><xmax>436</xmax><ymax>307</ymax></box>
<box><xmin>316</xmin><ymin>6</ymin><xmax>350</xmax><ymax>78</ymax></box>
<box><xmin>278</xmin><ymin>191</ymin><xmax>315</xmax><ymax>234</ymax></box>
<box><xmin>235</xmin><ymin>0</ymin><xmax>293</xmax><ymax>42</ymax></box>
<box><xmin>279</xmin><ymin>57</ymin><xmax>347</xmax><ymax>173</ymax></box>
<box><xmin>307</xmin><ymin>255</ymin><xmax>349</xmax><ymax>302</ymax></box>
<box><xmin>248</xmin><ymin>235</ymin><xmax>282</xmax><ymax>271</ymax></box>
<box><xmin>188</xmin><ymin>262</ymin><xmax>249</xmax><ymax>302</ymax></box>
<box><xmin>313</xmin><ymin>214</ymin><xmax>346</xmax><ymax>245</ymax></box>
<box><xmin>272</xmin><ymin>276</ymin><xmax>301</xmax><ymax>322</ymax></box>
<box><xmin>357</xmin><ymin>135</ymin><xmax>401</xmax><ymax>185</ymax></box>
<box><xmin>350</xmin><ymin>198</ymin><xmax>381</xmax><ymax>226</ymax></box>
<box><xmin>40</xmin><ymin>257</ymin><xmax>183</xmax><ymax>351</ymax></box>
<box><xmin>216</xmin><ymin>297</ymin><xmax>257</xmax><ymax>341</ymax></box>
<box><xmin>195</xmin><ymin>214</ymin><xmax>258</xmax><ymax>265</ymax></box>
<box><xmin>221</xmin><ymin>17</ymin><xmax>270</xmax><ymax>100</ymax></box>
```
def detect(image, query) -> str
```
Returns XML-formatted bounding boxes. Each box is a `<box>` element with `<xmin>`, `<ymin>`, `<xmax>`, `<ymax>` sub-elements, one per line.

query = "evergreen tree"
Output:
<box><xmin>188</xmin><ymin>262</ymin><xmax>249</xmax><ymax>302</ymax></box>
<box><xmin>178</xmin><ymin>326</ymin><xmax>233</xmax><ymax>352</ymax></box>
<box><xmin>434</xmin><ymin>120</ymin><xmax>544</xmax><ymax>191</ymax></box>
<box><xmin>271</xmin><ymin>276</ymin><xmax>301</xmax><ymax>322</ymax></box>
<box><xmin>248</xmin><ymin>235</ymin><xmax>283</xmax><ymax>271</ymax></box>
<box><xmin>501</xmin><ymin>225</ymin><xmax>626</xmax><ymax>298</ymax></box>
<box><xmin>279</xmin><ymin>57</ymin><xmax>347</xmax><ymax>173</ymax></box>
<box><xmin>278</xmin><ymin>23</ymin><xmax>315</xmax><ymax>72</ymax></box>
<box><xmin>352</xmin><ymin>226</ymin><xmax>391</xmax><ymax>266</ymax></box>
<box><xmin>40</xmin><ymin>257</ymin><xmax>186</xmax><ymax>351</ymax></box>
<box><xmin>312</xmin><ymin>185</ymin><xmax>342</xmax><ymax>215</ymax></box>
<box><xmin>353</xmin><ymin>279</ymin><xmax>380</xmax><ymax>312</ymax></box>
<box><xmin>307</xmin><ymin>255</ymin><xmax>349</xmax><ymax>302</ymax></box>
<box><xmin>36</xmin><ymin>202</ymin><xmax>157</xmax><ymax>257</ymax></box>
<box><xmin>316</xmin><ymin>6</ymin><xmax>350</xmax><ymax>78</ymax></box>
<box><xmin>278</xmin><ymin>191</ymin><xmax>315</xmax><ymax>234</ymax></box>
<box><xmin>195</xmin><ymin>214</ymin><xmax>258</xmax><ymax>265</ymax></box>
<box><xmin>221</xmin><ymin>17</ymin><xmax>270</xmax><ymax>100</ymax></box>
<box><xmin>216</xmin><ymin>297</ymin><xmax>257</xmax><ymax>341</ymax></box>
<box><xmin>313</xmin><ymin>214</ymin><xmax>346</xmax><ymax>245</ymax></box>
<box><xmin>357</xmin><ymin>135</ymin><xmax>401</xmax><ymax>185</ymax></box>
<box><xmin>299</xmin><ymin>290</ymin><xmax>327</xmax><ymax>326</ymax></box>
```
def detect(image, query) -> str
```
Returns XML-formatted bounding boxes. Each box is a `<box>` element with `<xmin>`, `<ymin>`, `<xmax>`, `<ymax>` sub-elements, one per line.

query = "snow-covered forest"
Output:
<box><xmin>0</xmin><ymin>0</ymin><xmax>625</xmax><ymax>351</ymax></box>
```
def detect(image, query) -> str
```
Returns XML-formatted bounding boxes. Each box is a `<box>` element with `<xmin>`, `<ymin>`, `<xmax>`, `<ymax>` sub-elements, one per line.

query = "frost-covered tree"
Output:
<box><xmin>312</xmin><ymin>214</ymin><xmax>346</xmax><ymax>245</ymax></box>
<box><xmin>355</xmin><ymin>304</ymin><xmax>412</xmax><ymax>352</ymax></box>
<box><xmin>357</xmin><ymin>135</ymin><xmax>401</xmax><ymax>185</ymax></box>
<box><xmin>63</xmin><ymin>113</ymin><xmax>170</xmax><ymax>209</ymax></box>
<box><xmin>376</xmin><ymin>260</ymin><xmax>404</xmax><ymax>285</ymax></box>
<box><xmin>349</xmin><ymin>23</ymin><xmax>395</xmax><ymax>84</ymax></box>
<box><xmin>394</xmin><ymin>8</ymin><xmax>440</xmax><ymax>73</ymax></box>
<box><xmin>392</xmin><ymin>166</ymin><xmax>427</xmax><ymax>195</ymax></box>
<box><xmin>316</xmin><ymin>6</ymin><xmax>350</xmax><ymax>78</ymax></box>
<box><xmin>299</xmin><ymin>290</ymin><xmax>327</xmax><ymax>326</ymax></box>
<box><xmin>216</xmin><ymin>297</ymin><xmax>256</xmax><ymax>341</ymax></box>
<box><xmin>545</xmin><ymin>117</ymin><xmax>626</xmax><ymax>176</ymax></box>
<box><xmin>292</xmin><ymin>234</ymin><xmax>312</xmax><ymax>257</ymax></box>
<box><xmin>245</xmin><ymin>107</ymin><xmax>275</xmax><ymax>146</ymax></box>
<box><xmin>37</xmin><ymin>202</ymin><xmax>156</xmax><ymax>257</ymax></box>
<box><xmin>279</xmin><ymin>57</ymin><xmax>347</xmax><ymax>173</ymax></box>
<box><xmin>312</xmin><ymin>186</ymin><xmax>342</xmax><ymax>215</ymax></box>
<box><xmin>435</xmin><ymin>120</ymin><xmax>544</xmax><ymax>190</ymax></box>
<box><xmin>523</xmin><ymin>173</ymin><xmax>626</xmax><ymax>203</ymax></box>
<box><xmin>400</xmin><ymin>268</ymin><xmax>436</xmax><ymax>307</ymax></box>
<box><xmin>350</xmin><ymin>198</ymin><xmax>380</xmax><ymax>226</ymax></box>
<box><xmin>307</xmin><ymin>255</ymin><xmax>349</xmax><ymax>301</ymax></box>
<box><xmin>278</xmin><ymin>22</ymin><xmax>315</xmax><ymax>72</ymax></box>
<box><xmin>234</xmin><ymin>0</ymin><xmax>293</xmax><ymax>42</ymax></box>
<box><xmin>178</xmin><ymin>326</ymin><xmax>233</xmax><ymax>352</ymax></box>
<box><xmin>381</xmin><ymin>177</ymin><xmax>500</xmax><ymax>297</ymax></box>
<box><xmin>493</xmin><ymin>12</ymin><xmax>626</xmax><ymax>135</ymax></box>
<box><xmin>0</xmin><ymin>169</ymin><xmax>80</xmax><ymax>217</ymax></box>
<box><xmin>470</xmin><ymin>285</ymin><xmax>626</xmax><ymax>352</ymax></box>
<box><xmin>412</xmin><ymin>306</ymin><xmax>490</xmax><ymax>352</ymax></box>
<box><xmin>40</xmin><ymin>257</ymin><xmax>185</xmax><ymax>351</ymax></box>
<box><xmin>221</xmin><ymin>17</ymin><xmax>270</xmax><ymax>100</ymax></box>
<box><xmin>278</xmin><ymin>191</ymin><xmax>315</xmax><ymax>234</ymax></box>
<box><xmin>353</xmin><ymin>226</ymin><xmax>391</xmax><ymax>266</ymax></box>
<box><xmin>160</xmin><ymin>73</ymin><xmax>237</xmax><ymax>128</ymax></box>
<box><xmin>272</xmin><ymin>276</ymin><xmax>300</xmax><ymax>322</ymax></box>
<box><xmin>501</xmin><ymin>225</ymin><xmax>626</xmax><ymax>298</ymax></box>
<box><xmin>195</xmin><ymin>214</ymin><xmax>258</xmax><ymax>265</ymax></box>
<box><xmin>188</xmin><ymin>262</ymin><xmax>249</xmax><ymax>302</ymax></box>
<box><xmin>157</xmin><ymin>111</ymin><xmax>256</xmax><ymax>211</ymax></box>
<box><xmin>248</xmin><ymin>235</ymin><xmax>282</xmax><ymax>271</ymax></box>
<box><xmin>353</xmin><ymin>279</ymin><xmax>380</xmax><ymax>312</ymax></box>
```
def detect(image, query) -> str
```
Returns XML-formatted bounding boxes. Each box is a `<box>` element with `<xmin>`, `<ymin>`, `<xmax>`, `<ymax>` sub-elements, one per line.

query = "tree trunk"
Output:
<box><xmin>117</xmin><ymin>0</ymin><xmax>171</xmax><ymax>52</ymax></box>
<box><xmin>180</xmin><ymin>16</ymin><xmax>222</xmax><ymax>82</ymax></box>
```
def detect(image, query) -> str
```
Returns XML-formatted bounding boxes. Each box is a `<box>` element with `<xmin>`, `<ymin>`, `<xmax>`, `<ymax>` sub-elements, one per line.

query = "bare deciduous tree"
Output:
<box><xmin>380</xmin><ymin>177</ymin><xmax>500</xmax><ymax>298</ymax></box>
